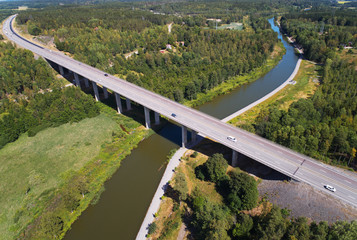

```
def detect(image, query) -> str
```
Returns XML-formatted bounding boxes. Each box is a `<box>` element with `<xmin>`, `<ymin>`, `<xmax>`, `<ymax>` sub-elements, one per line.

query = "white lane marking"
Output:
<box><xmin>345</xmin><ymin>180</ymin><xmax>352</xmax><ymax>184</ymax></box>
<box><xmin>348</xmin><ymin>195</ymin><xmax>356</xmax><ymax>200</ymax></box>
<box><xmin>320</xmin><ymin>169</ymin><xmax>326</xmax><ymax>173</ymax></box>
<box><xmin>259</xmin><ymin>142</ymin><xmax>265</xmax><ymax>146</ymax></box>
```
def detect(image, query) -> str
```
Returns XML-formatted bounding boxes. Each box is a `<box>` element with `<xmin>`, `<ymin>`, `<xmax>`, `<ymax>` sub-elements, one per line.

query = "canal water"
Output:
<box><xmin>65</xmin><ymin>18</ymin><xmax>298</xmax><ymax>240</ymax></box>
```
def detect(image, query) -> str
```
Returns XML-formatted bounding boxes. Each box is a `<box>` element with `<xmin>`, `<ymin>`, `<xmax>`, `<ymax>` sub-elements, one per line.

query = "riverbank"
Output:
<box><xmin>184</xmin><ymin>41</ymin><xmax>285</xmax><ymax>108</ymax></box>
<box><xmin>137</xmin><ymin>57</ymin><xmax>304</xmax><ymax>239</ymax></box>
<box><xmin>222</xmin><ymin>56</ymin><xmax>302</xmax><ymax>122</ymax></box>
<box><xmin>229</xmin><ymin>59</ymin><xmax>320</xmax><ymax>127</ymax></box>
<box><xmin>8</xmin><ymin>103</ymin><xmax>153</xmax><ymax>239</ymax></box>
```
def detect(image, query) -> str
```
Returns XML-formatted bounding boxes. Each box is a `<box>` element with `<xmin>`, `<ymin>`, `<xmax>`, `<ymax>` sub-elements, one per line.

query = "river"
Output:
<box><xmin>65</xmin><ymin>18</ymin><xmax>299</xmax><ymax>240</ymax></box>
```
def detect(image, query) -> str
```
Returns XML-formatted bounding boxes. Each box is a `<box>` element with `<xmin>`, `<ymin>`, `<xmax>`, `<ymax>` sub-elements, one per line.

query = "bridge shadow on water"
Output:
<box><xmin>50</xmin><ymin>60</ymin><xmax>291</xmax><ymax>181</ymax></box>
<box><xmin>48</xmin><ymin>59</ymin><xmax>187</xmax><ymax>146</ymax></box>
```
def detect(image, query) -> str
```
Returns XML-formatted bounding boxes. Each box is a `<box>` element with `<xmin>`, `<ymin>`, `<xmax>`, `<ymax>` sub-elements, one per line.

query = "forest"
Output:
<box><xmin>241</xmin><ymin>9</ymin><xmax>357</xmax><ymax>169</ymax></box>
<box><xmin>0</xmin><ymin>42</ymin><xmax>99</xmax><ymax>148</ymax></box>
<box><xmin>153</xmin><ymin>153</ymin><xmax>357</xmax><ymax>239</ymax></box>
<box><xmin>279</xmin><ymin>9</ymin><xmax>357</xmax><ymax>63</ymax></box>
<box><xmin>16</xmin><ymin>4</ymin><xmax>279</xmax><ymax>101</ymax></box>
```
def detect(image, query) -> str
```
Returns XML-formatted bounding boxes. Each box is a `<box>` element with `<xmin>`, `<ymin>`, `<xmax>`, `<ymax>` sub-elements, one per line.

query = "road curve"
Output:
<box><xmin>3</xmin><ymin>15</ymin><xmax>357</xmax><ymax>209</ymax></box>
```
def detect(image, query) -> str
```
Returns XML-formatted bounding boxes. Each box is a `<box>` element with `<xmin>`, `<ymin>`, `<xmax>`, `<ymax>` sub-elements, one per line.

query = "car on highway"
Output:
<box><xmin>171</xmin><ymin>113</ymin><xmax>176</xmax><ymax>117</ymax></box>
<box><xmin>104</xmin><ymin>73</ymin><xmax>108</xmax><ymax>76</ymax></box>
<box><xmin>324</xmin><ymin>185</ymin><xmax>336</xmax><ymax>192</ymax></box>
<box><xmin>227</xmin><ymin>136</ymin><xmax>237</xmax><ymax>142</ymax></box>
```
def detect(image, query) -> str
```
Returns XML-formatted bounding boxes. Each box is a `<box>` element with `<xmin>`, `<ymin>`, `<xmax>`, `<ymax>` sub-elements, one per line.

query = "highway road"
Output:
<box><xmin>3</xmin><ymin>15</ymin><xmax>357</xmax><ymax>208</ymax></box>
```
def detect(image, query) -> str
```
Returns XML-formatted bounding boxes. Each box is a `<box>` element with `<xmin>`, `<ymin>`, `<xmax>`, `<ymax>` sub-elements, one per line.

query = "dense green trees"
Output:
<box><xmin>0</xmin><ymin>42</ymin><xmax>99</xmax><ymax>148</ymax></box>
<box><xmin>280</xmin><ymin>9</ymin><xmax>357</xmax><ymax>63</ymax></box>
<box><xmin>17</xmin><ymin>5</ymin><xmax>279</xmax><ymax>102</ymax></box>
<box><xmin>191</xmin><ymin>191</ymin><xmax>233</xmax><ymax>240</ymax></box>
<box><xmin>195</xmin><ymin>153</ymin><xmax>228</xmax><ymax>182</ymax></box>
<box><xmin>251</xmin><ymin>54</ymin><xmax>356</xmax><ymax>168</ymax></box>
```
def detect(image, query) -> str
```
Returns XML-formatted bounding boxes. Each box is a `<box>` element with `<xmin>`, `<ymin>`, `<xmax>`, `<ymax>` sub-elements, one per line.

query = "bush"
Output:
<box><xmin>195</xmin><ymin>153</ymin><xmax>228</xmax><ymax>183</ymax></box>
<box><xmin>172</xmin><ymin>172</ymin><xmax>188</xmax><ymax>201</ymax></box>
<box><xmin>148</xmin><ymin>222</ymin><xmax>157</xmax><ymax>235</ymax></box>
<box><xmin>28</xmin><ymin>123</ymin><xmax>51</xmax><ymax>137</ymax></box>
<box><xmin>191</xmin><ymin>151</ymin><xmax>198</xmax><ymax>158</ymax></box>
<box><xmin>226</xmin><ymin>171</ymin><xmax>258</xmax><ymax>210</ymax></box>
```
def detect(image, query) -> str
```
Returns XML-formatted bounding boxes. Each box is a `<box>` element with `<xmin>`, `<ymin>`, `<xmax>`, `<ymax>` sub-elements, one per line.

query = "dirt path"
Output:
<box><xmin>176</xmin><ymin>222</ymin><xmax>187</xmax><ymax>240</ymax></box>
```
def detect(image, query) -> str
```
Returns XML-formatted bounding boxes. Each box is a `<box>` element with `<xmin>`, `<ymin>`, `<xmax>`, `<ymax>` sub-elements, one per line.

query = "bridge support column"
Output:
<box><xmin>115</xmin><ymin>93</ymin><xmax>123</xmax><ymax>114</ymax></box>
<box><xmin>92</xmin><ymin>81</ymin><xmax>100</xmax><ymax>101</ymax></box>
<box><xmin>126</xmin><ymin>98</ymin><xmax>132</xmax><ymax>110</ymax></box>
<box><xmin>84</xmin><ymin>78</ymin><xmax>90</xmax><ymax>88</ymax></box>
<box><xmin>232</xmin><ymin>150</ymin><xmax>239</xmax><ymax>167</ymax></box>
<box><xmin>103</xmin><ymin>87</ymin><xmax>109</xmax><ymax>99</ymax></box>
<box><xmin>191</xmin><ymin>130</ymin><xmax>198</xmax><ymax>143</ymax></box>
<box><xmin>182</xmin><ymin>126</ymin><xmax>187</xmax><ymax>148</ymax></box>
<box><xmin>144</xmin><ymin>107</ymin><xmax>151</xmax><ymax>129</ymax></box>
<box><xmin>73</xmin><ymin>73</ymin><xmax>81</xmax><ymax>87</ymax></box>
<box><xmin>59</xmin><ymin>65</ymin><xmax>64</xmax><ymax>76</ymax></box>
<box><xmin>154</xmin><ymin>112</ymin><xmax>160</xmax><ymax>125</ymax></box>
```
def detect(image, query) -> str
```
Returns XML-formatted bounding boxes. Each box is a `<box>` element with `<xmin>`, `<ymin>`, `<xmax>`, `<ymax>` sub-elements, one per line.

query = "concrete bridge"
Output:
<box><xmin>3</xmin><ymin>15</ymin><xmax>357</xmax><ymax>208</ymax></box>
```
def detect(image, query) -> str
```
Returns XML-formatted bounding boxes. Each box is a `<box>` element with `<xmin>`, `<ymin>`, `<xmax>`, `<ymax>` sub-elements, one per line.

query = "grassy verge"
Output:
<box><xmin>184</xmin><ymin>41</ymin><xmax>285</xmax><ymax>108</ymax></box>
<box><xmin>229</xmin><ymin>59</ymin><xmax>320</xmax><ymax>128</ymax></box>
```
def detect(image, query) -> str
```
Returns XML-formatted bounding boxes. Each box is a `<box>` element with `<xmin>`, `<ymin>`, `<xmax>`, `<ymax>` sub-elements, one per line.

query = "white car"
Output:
<box><xmin>324</xmin><ymin>185</ymin><xmax>336</xmax><ymax>192</ymax></box>
<box><xmin>227</xmin><ymin>136</ymin><xmax>237</xmax><ymax>142</ymax></box>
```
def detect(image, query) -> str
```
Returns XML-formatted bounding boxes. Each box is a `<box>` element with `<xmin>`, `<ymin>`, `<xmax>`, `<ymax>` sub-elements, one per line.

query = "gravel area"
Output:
<box><xmin>235</xmin><ymin>154</ymin><xmax>357</xmax><ymax>223</ymax></box>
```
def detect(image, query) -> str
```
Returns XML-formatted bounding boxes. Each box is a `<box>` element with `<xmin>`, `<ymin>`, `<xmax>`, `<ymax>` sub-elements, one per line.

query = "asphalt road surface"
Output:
<box><xmin>3</xmin><ymin>15</ymin><xmax>357</xmax><ymax>208</ymax></box>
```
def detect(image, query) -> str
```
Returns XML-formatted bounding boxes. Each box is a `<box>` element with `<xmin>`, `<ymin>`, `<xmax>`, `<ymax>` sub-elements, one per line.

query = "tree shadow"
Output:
<box><xmin>190</xmin><ymin>139</ymin><xmax>291</xmax><ymax>181</ymax></box>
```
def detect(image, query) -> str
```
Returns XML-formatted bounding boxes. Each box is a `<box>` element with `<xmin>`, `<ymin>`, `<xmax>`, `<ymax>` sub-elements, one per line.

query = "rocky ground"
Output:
<box><xmin>235</xmin><ymin>154</ymin><xmax>357</xmax><ymax>222</ymax></box>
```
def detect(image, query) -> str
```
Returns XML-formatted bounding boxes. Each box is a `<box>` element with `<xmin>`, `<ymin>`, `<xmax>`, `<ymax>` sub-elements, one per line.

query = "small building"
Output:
<box><xmin>166</xmin><ymin>44</ymin><xmax>172</xmax><ymax>50</ymax></box>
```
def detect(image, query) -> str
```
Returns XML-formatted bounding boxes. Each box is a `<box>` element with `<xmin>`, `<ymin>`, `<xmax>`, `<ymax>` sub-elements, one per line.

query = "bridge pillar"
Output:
<box><xmin>84</xmin><ymin>78</ymin><xmax>90</xmax><ymax>88</ymax></box>
<box><xmin>126</xmin><ymin>98</ymin><xmax>132</xmax><ymax>110</ymax></box>
<box><xmin>191</xmin><ymin>130</ymin><xmax>198</xmax><ymax>143</ymax></box>
<box><xmin>59</xmin><ymin>65</ymin><xmax>64</xmax><ymax>76</ymax></box>
<box><xmin>92</xmin><ymin>81</ymin><xmax>100</xmax><ymax>101</ymax></box>
<box><xmin>144</xmin><ymin>107</ymin><xmax>151</xmax><ymax>129</ymax></box>
<box><xmin>154</xmin><ymin>112</ymin><xmax>160</xmax><ymax>125</ymax></box>
<box><xmin>232</xmin><ymin>150</ymin><xmax>239</xmax><ymax>167</ymax></box>
<box><xmin>103</xmin><ymin>87</ymin><xmax>109</xmax><ymax>99</ymax></box>
<box><xmin>115</xmin><ymin>93</ymin><xmax>123</xmax><ymax>114</ymax></box>
<box><xmin>182</xmin><ymin>126</ymin><xmax>187</xmax><ymax>148</ymax></box>
<box><xmin>73</xmin><ymin>72</ymin><xmax>81</xmax><ymax>88</ymax></box>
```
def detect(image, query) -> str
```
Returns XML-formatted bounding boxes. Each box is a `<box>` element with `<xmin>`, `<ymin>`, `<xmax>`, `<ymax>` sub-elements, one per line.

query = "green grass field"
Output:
<box><xmin>217</xmin><ymin>22</ymin><xmax>243</xmax><ymax>30</ymax></box>
<box><xmin>0</xmin><ymin>113</ymin><xmax>120</xmax><ymax>239</ymax></box>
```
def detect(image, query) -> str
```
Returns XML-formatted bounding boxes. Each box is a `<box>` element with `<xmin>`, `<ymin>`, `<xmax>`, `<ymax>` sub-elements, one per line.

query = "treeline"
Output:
<box><xmin>167</xmin><ymin>153</ymin><xmax>357</xmax><ymax>239</ymax></box>
<box><xmin>143</xmin><ymin>0</ymin><xmax>327</xmax><ymax>18</ymax></box>
<box><xmin>247</xmin><ymin>58</ymin><xmax>357</xmax><ymax>169</ymax></box>
<box><xmin>0</xmin><ymin>42</ymin><xmax>99</xmax><ymax>148</ymax></box>
<box><xmin>17</xmin><ymin>5</ymin><xmax>278</xmax><ymax>102</ymax></box>
<box><xmin>280</xmin><ymin>9</ymin><xmax>357</xmax><ymax>62</ymax></box>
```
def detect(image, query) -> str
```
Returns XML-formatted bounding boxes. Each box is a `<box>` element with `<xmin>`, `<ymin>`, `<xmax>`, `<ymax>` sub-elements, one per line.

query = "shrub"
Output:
<box><xmin>148</xmin><ymin>222</ymin><xmax>157</xmax><ymax>235</ymax></box>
